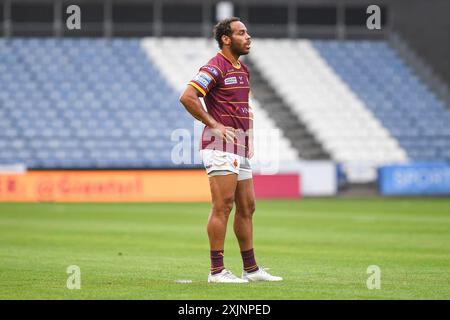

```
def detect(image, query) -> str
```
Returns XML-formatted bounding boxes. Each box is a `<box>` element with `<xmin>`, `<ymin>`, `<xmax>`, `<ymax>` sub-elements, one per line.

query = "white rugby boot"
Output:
<box><xmin>208</xmin><ymin>269</ymin><xmax>249</xmax><ymax>283</ymax></box>
<box><xmin>242</xmin><ymin>267</ymin><xmax>283</xmax><ymax>282</ymax></box>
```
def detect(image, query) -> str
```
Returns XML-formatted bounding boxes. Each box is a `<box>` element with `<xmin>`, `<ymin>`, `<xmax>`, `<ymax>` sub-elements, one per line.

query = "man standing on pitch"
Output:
<box><xmin>179</xmin><ymin>17</ymin><xmax>282</xmax><ymax>283</ymax></box>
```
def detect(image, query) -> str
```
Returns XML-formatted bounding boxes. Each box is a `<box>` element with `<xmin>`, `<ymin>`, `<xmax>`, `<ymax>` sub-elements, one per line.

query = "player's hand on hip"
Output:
<box><xmin>248</xmin><ymin>143</ymin><xmax>254</xmax><ymax>159</ymax></box>
<box><xmin>210</xmin><ymin>123</ymin><xmax>235</xmax><ymax>144</ymax></box>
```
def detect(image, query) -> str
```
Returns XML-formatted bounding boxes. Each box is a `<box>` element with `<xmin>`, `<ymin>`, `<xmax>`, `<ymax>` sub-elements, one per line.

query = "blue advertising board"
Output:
<box><xmin>378</xmin><ymin>163</ymin><xmax>450</xmax><ymax>196</ymax></box>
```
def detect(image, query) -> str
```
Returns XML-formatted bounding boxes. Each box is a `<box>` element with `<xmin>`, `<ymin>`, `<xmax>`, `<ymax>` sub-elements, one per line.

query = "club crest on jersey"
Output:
<box><xmin>193</xmin><ymin>72</ymin><xmax>213</xmax><ymax>89</ymax></box>
<box><xmin>224</xmin><ymin>77</ymin><xmax>238</xmax><ymax>85</ymax></box>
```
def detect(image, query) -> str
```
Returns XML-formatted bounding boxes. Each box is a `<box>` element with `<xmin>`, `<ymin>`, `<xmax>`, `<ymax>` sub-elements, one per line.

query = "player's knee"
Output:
<box><xmin>237</xmin><ymin>201</ymin><xmax>255</xmax><ymax>219</ymax></box>
<box><xmin>245</xmin><ymin>201</ymin><xmax>256</xmax><ymax>218</ymax></box>
<box><xmin>212</xmin><ymin>205</ymin><xmax>233</xmax><ymax>218</ymax></box>
<box><xmin>248</xmin><ymin>201</ymin><xmax>256</xmax><ymax>215</ymax></box>
<box><xmin>213</xmin><ymin>196</ymin><xmax>234</xmax><ymax>216</ymax></box>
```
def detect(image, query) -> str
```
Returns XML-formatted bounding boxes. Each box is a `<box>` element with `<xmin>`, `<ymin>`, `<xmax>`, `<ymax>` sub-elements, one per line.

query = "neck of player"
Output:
<box><xmin>220</xmin><ymin>48</ymin><xmax>240</xmax><ymax>68</ymax></box>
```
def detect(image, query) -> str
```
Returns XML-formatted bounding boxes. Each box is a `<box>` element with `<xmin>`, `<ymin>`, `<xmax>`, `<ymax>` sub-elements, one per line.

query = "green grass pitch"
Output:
<box><xmin>0</xmin><ymin>199</ymin><xmax>449</xmax><ymax>299</ymax></box>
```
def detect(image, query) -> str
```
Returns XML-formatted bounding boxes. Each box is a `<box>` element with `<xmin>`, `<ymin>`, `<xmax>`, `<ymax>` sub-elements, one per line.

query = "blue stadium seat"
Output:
<box><xmin>314</xmin><ymin>40</ymin><xmax>450</xmax><ymax>161</ymax></box>
<box><xmin>0</xmin><ymin>38</ymin><xmax>198</xmax><ymax>169</ymax></box>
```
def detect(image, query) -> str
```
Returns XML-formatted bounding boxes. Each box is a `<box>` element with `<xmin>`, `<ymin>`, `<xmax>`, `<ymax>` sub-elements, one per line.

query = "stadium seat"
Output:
<box><xmin>0</xmin><ymin>38</ymin><xmax>197</xmax><ymax>169</ymax></box>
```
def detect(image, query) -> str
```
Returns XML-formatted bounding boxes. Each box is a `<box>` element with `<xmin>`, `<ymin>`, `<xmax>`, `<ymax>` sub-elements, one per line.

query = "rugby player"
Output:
<box><xmin>179</xmin><ymin>17</ymin><xmax>282</xmax><ymax>283</ymax></box>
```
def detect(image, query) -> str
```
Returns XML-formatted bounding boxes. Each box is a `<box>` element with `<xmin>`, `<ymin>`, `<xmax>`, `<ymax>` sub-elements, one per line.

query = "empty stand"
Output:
<box><xmin>0</xmin><ymin>38</ymin><xmax>196</xmax><ymax>169</ymax></box>
<box><xmin>314</xmin><ymin>40</ymin><xmax>450</xmax><ymax>162</ymax></box>
<box><xmin>251</xmin><ymin>39</ymin><xmax>410</xmax><ymax>181</ymax></box>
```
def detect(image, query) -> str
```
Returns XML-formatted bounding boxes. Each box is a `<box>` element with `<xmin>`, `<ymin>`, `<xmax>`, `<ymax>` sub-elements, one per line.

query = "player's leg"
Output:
<box><xmin>207</xmin><ymin>172</ymin><xmax>248</xmax><ymax>283</ymax></box>
<box><xmin>207</xmin><ymin>173</ymin><xmax>237</xmax><ymax>252</ymax></box>
<box><xmin>233</xmin><ymin>177</ymin><xmax>258</xmax><ymax>273</ymax></box>
<box><xmin>233</xmin><ymin>157</ymin><xmax>256</xmax><ymax>252</ymax></box>
<box><xmin>201</xmin><ymin>149</ymin><xmax>240</xmax><ymax>256</ymax></box>
<box><xmin>233</xmin><ymin>178</ymin><xmax>256</xmax><ymax>251</ymax></box>
<box><xmin>234</xmin><ymin>165</ymin><xmax>283</xmax><ymax>282</ymax></box>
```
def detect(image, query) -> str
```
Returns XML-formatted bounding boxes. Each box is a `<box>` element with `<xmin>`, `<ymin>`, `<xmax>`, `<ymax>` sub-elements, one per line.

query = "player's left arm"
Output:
<box><xmin>248</xmin><ymin>90</ymin><xmax>254</xmax><ymax>159</ymax></box>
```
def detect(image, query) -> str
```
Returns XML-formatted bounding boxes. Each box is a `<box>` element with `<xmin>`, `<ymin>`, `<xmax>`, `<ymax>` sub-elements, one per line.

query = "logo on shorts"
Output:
<box><xmin>233</xmin><ymin>159</ymin><xmax>238</xmax><ymax>168</ymax></box>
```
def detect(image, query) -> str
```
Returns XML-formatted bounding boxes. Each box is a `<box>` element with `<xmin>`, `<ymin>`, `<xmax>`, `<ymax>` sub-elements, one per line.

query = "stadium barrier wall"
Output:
<box><xmin>0</xmin><ymin>170</ymin><xmax>211</xmax><ymax>202</ymax></box>
<box><xmin>0</xmin><ymin>170</ymin><xmax>302</xmax><ymax>202</ymax></box>
<box><xmin>253</xmin><ymin>174</ymin><xmax>301</xmax><ymax>199</ymax></box>
<box><xmin>378</xmin><ymin>162</ymin><xmax>450</xmax><ymax>196</ymax></box>
<box><xmin>253</xmin><ymin>161</ymin><xmax>337</xmax><ymax>196</ymax></box>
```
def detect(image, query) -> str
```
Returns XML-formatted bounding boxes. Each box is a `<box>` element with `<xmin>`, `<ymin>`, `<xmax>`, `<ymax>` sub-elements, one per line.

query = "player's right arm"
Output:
<box><xmin>179</xmin><ymin>85</ymin><xmax>235</xmax><ymax>144</ymax></box>
<box><xmin>179</xmin><ymin>67</ymin><xmax>235</xmax><ymax>143</ymax></box>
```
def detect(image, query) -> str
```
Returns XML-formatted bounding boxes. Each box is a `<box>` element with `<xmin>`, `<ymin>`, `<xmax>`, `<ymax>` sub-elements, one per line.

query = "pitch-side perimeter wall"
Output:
<box><xmin>0</xmin><ymin>170</ymin><xmax>303</xmax><ymax>202</ymax></box>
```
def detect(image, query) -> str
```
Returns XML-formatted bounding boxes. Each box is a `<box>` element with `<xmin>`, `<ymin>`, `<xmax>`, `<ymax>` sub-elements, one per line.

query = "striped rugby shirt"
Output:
<box><xmin>188</xmin><ymin>52</ymin><xmax>252</xmax><ymax>158</ymax></box>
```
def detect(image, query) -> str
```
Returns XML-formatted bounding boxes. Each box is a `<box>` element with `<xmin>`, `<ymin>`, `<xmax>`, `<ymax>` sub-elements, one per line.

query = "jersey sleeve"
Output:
<box><xmin>188</xmin><ymin>65</ymin><xmax>222</xmax><ymax>96</ymax></box>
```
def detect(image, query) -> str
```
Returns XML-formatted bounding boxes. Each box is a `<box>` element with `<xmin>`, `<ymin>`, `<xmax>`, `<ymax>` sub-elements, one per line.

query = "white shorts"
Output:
<box><xmin>200</xmin><ymin>149</ymin><xmax>252</xmax><ymax>181</ymax></box>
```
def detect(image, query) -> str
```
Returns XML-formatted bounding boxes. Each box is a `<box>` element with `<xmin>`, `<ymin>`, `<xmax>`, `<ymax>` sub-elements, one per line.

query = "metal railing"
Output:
<box><xmin>1</xmin><ymin>0</ymin><xmax>390</xmax><ymax>38</ymax></box>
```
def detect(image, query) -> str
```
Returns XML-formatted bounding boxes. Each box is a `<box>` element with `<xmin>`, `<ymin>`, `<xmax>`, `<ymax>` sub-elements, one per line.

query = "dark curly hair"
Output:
<box><xmin>213</xmin><ymin>17</ymin><xmax>241</xmax><ymax>49</ymax></box>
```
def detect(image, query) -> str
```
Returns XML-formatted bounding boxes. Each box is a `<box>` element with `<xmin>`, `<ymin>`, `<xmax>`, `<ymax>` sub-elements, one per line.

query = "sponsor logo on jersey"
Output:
<box><xmin>193</xmin><ymin>72</ymin><xmax>213</xmax><ymax>89</ymax></box>
<box><xmin>224</xmin><ymin>77</ymin><xmax>238</xmax><ymax>85</ymax></box>
<box><xmin>205</xmin><ymin>66</ymin><xmax>219</xmax><ymax>77</ymax></box>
